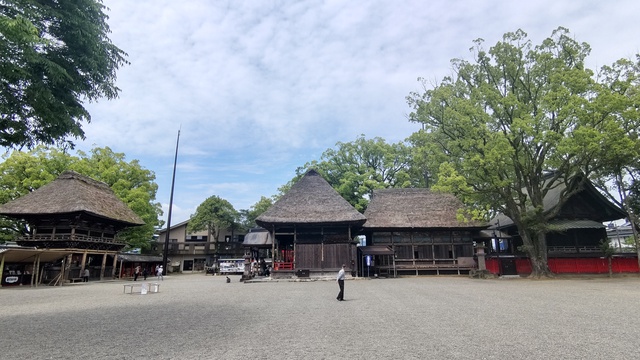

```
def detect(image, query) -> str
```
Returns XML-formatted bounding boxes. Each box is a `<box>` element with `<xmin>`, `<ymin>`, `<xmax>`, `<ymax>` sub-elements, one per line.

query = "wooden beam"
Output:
<box><xmin>79</xmin><ymin>251</ymin><xmax>88</xmax><ymax>275</ymax></box>
<box><xmin>31</xmin><ymin>256</ymin><xmax>37</xmax><ymax>287</ymax></box>
<box><xmin>100</xmin><ymin>253</ymin><xmax>107</xmax><ymax>281</ymax></box>
<box><xmin>111</xmin><ymin>254</ymin><xmax>118</xmax><ymax>279</ymax></box>
<box><xmin>34</xmin><ymin>254</ymin><xmax>41</xmax><ymax>287</ymax></box>
<box><xmin>118</xmin><ymin>259</ymin><xmax>124</xmax><ymax>279</ymax></box>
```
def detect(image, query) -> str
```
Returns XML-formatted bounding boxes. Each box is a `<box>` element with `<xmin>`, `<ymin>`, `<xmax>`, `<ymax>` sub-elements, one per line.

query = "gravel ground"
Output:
<box><xmin>1</xmin><ymin>273</ymin><xmax>640</xmax><ymax>360</ymax></box>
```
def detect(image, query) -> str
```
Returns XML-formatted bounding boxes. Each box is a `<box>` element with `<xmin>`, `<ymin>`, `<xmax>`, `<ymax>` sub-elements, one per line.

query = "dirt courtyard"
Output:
<box><xmin>1</xmin><ymin>273</ymin><xmax>640</xmax><ymax>359</ymax></box>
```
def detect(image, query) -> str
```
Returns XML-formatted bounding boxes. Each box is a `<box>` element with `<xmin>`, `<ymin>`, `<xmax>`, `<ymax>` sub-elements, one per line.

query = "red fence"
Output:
<box><xmin>485</xmin><ymin>257</ymin><xmax>639</xmax><ymax>275</ymax></box>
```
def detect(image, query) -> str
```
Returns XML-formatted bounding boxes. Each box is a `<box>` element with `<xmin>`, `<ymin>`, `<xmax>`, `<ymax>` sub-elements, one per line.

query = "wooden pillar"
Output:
<box><xmin>111</xmin><ymin>254</ymin><xmax>118</xmax><ymax>279</ymax></box>
<box><xmin>410</xmin><ymin>232</ymin><xmax>417</xmax><ymax>276</ymax></box>
<box><xmin>431</xmin><ymin>234</ymin><xmax>435</xmax><ymax>269</ymax></box>
<box><xmin>292</xmin><ymin>225</ymin><xmax>297</xmax><ymax>269</ymax></box>
<box><xmin>63</xmin><ymin>254</ymin><xmax>72</xmax><ymax>285</ymax></box>
<box><xmin>270</xmin><ymin>226</ymin><xmax>276</xmax><ymax>264</ymax></box>
<box><xmin>390</xmin><ymin>232</ymin><xmax>395</xmax><ymax>273</ymax></box>
<box><xmin>79</xmin><ymin>251</ymin><xmax>88</xmax><ymax>275</ymax></box>
<box><xmin>450</xmin><ymin>231</ymin><xmax>458</xmax><ymax>275</ymax></box>
<box><xmin>100</xmin><ymin>253</ymin><xmax>107</xmax><ymax>280</ymax></box>
<box><xmin>34</xmin><ymin>254</ymin><xmax>41</xmax><ymax>287</ymax></box>
<box><xmin>387</xmin><ymin>248</ymin><xmax>394</xmax><ymax>278</ymax></box>
<box><xmin>348</xmin><ymin>226</ymin><xmax>352</xmax><ymax>273</ymax></box>
<box><xmin>118</xmin><ymin>259</ymin><xmax>124</xmax><ymax>279</ymax></box>
<box><xmin>31</xmin><ymin>256</ymin><xmax>37</xmax><ymax>287</ymax></box>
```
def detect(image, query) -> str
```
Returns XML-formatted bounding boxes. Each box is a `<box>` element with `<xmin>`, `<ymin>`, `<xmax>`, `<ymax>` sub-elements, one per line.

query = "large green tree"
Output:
<box><xmin>0</xmin><ymin>146</ymin><xmax>162</xmax><ymax>249</ymax></box>
<box><xmin>407</xmin><ymin>28</ymin><xmax>639</xmax><ymax>277</ymax></box>
<box><xmin>290</xmin><ymin>135</ymin><xmax>419</xmax><ymax>212</ymax></box>
<box><xmin>586</xmin><ymin>58</ymin><xmax>640</xmax><ymax>256</ymax></box>
<box><xmin>0</xmin><ymin>0</ymin><xmax>127</xmax><ymax>149</ymax></box>
<box><xmin>239</xmin><ymin>196</ymin><xmax>274</xmax><ymax>230</ymax></box>
<box><xmin>188</xmin><ymin>195</ymin><xmax>238</xmax><ymax>254</ymax></box>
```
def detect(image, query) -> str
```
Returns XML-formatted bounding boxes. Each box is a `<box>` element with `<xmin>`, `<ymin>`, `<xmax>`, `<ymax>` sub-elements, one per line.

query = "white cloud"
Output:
<box><xmin>76</xmin><ymin>0</ymin><xmax>640</xmax><ymax>224</ymax></box>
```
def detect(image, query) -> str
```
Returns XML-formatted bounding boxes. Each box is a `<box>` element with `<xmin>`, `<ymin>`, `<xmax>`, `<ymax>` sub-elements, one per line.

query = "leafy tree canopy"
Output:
<box><xmin>287</xmin><ymin>135</ymin><xmax>419</xmax><ymax>212</ymax></box>
<box><xmin>188</xmin><ymin>195</ymin><xmax>238</xmax><ymax>244</ymax></box>
<box><xmin>407</xmin><ymin>27</ymin><xmax>640</xmax><ymax>277</ymax></box>
<box><xmin>0</xmin><ymin>0</ymin><xmax>128</xmax><ymax>149</ymax></box>
<box><xmin>239</xmin><ymin>196</ymin><xmax>274</xmax><ymax>230</ymax></box>
<box><xmin>0</xmin><ymin>146</ymin><xmax>162</xmax><ymax>249</ymax></box>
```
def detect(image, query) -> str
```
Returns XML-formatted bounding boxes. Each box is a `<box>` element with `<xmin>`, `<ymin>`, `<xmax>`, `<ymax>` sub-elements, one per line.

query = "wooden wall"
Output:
<box><xmin>295</xmin><ymin>243</ymin><xmax>354</xmax><ymax>269</ymax></box>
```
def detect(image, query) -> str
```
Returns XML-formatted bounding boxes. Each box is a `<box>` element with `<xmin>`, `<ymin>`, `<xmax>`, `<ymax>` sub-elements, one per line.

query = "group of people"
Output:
<box><xmin>250</xmin><ymin>258</ymin><xmax>271</xmax><ymax>277</ymax></box>
<box><xmin>132</xmin><ymin>265</ymin><xmax>164</xmax><ymax>281</ymax></box>
<box><xmin>133</xmin><ymin>266</ymin><xmax>148</xmax><ymax>281</ymax></box>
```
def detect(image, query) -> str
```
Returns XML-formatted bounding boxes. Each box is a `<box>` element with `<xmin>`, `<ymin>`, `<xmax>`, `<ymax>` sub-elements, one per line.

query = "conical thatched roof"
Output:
<box><xmin>0</xmin><ymin>170</ymin><xmax>144</xmax><ymax>226</ymax></box>
<box><xmin>256</xmin><ymin>170</ymin><xmax>366</xmax><ymax>227</ymax></box>
<box><xmin>363</xmin><ymin>188</ymin><xmax>486</xmax><ymax>229</ymax></box>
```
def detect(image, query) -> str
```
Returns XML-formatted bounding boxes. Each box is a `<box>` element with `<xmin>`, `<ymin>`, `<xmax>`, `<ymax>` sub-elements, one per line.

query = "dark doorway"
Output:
<box><xmin>500</xmin><ymin>258</ymin><xmax>517</xmax><ymax>275</ymax></box>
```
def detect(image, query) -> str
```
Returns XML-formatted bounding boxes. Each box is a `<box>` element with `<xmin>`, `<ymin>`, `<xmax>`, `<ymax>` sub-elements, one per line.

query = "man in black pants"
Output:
<box><xmin>336</xmin><ymin>264</ymin><xmax>346</xmax><ymax>301</ymax></box>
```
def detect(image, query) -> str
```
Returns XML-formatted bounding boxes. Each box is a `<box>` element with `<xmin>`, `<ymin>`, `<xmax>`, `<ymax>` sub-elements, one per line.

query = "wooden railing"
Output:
<box><xmin>274</xmin><ymin>262</ymin><xmax>294</xmax><ymax>270</ymax></box>
<box><xmin>548</xmin><ymin>246</ymin><xmax>600</xmax><ymax>253</ymax></box>
<box><xmin>394</xmin><ymin>258</ymin><xmax>476</xmax><ymax>268</ymax></box>
<box><xmin>20</xmin><ymin>234</ymin><xmax>125</xmax><ymax>244</ymax></box>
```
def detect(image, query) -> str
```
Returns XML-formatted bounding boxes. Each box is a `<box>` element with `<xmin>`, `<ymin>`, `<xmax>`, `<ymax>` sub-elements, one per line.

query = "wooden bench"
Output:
<box><xmin>123</xmin><ymin>282</ymin><xmax>161</xmax><ymax>294</ymax></box>
<box><xmin>70</xmin><ymin>278</ymin><xmax>84</xmax><ymax>283</ymax></box>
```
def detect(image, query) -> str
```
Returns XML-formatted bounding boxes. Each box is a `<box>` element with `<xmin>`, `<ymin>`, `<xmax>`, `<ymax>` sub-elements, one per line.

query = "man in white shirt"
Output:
<box><xmin>336</xmin><ymin>264</ymin><xmax>346</xmax><ymax>301</ymax></box>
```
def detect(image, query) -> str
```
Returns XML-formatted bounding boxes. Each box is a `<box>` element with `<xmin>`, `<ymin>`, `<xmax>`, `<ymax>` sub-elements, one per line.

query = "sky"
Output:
<box><xmin>74</xmin><ymin>0</ymin><xmax>640</xmax><ymax>225</ymax></box>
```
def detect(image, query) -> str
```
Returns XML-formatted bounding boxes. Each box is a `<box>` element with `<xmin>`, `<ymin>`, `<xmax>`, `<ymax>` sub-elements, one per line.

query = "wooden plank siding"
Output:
<box><xmin>371</xmin><ymin>230</ymin><xmax>476</xmax><ymax>275</ymax></box>
<box><xmin>295</xmin><ymin>243</ymin><xmax>354</xmax><ymax>270</ymax></box>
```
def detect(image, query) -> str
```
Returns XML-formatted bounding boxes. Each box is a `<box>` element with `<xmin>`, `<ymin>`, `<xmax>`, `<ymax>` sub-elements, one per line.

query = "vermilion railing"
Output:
<box><xmin>485</xmin><ymin>257</ymin><xmax>640</xmax><ymax>275</ymax></box>
<box><xmin>274</xmin><ymin>262</ymin><xmax>293</xmax><ymax>270</ymax></box>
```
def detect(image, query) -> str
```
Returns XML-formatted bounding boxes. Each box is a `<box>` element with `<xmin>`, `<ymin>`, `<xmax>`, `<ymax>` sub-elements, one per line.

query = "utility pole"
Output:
<box><xmin>162</xmin><ymin>129</ymin><xmax>180</xmax><ymax>275</ymax></box>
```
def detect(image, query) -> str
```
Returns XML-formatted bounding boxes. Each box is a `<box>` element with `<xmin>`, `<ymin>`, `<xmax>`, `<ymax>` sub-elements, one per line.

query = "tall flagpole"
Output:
<box><xmin>163</xmin><ymin>129</ymin><xmax>180</xmax><ymax>275</ymax></box>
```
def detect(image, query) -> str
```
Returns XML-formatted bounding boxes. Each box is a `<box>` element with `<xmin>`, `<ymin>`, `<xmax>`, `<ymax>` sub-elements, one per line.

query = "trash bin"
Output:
<box><xmin>296</xmin><ymin>269</ymin><xmax>310</xmax><ymax>278</ymax></box>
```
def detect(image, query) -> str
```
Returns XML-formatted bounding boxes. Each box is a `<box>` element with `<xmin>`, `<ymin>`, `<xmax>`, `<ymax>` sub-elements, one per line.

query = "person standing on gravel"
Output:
<box><xmin>157</xmin><ymin>265</ymin><xmax>164</xmax><ymax>280</ymax></box>
<box><xmin>83</xmin><ymin>268</ymin><xmax>90</xmax><ymax>282</ymax></box>
<box><xmin>336</xmin><ymin>264</ymin><xmax>346</xmax><ymax>301</ymax></box>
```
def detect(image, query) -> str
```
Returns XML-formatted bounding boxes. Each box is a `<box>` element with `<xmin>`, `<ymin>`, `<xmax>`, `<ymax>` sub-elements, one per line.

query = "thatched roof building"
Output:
<box><xmin>0</xmin><ymin>171</ymin><xmax>145</xmax><ymax>285</ymax></box>
<box><xmin>490</xmin><ymin>176</ymin><xmax>626</xmax><ymax>229</ymax></box>
<box><xmin>256</xmin><ymin>170</ymin><xmax>365</xmax><ymax>227</ymax></box>
<box><xmin>363</xmin><ymin>188</ymin><xmax>486</xmax><ymax>230</ymax></box>
<box><xmin>0</xmin><ymin>170</ymin><xmax>144</xmax><ymax>228</ymax></box>
<box><xmin>482</xmin><ymin>175</ymin><xmax>629</xmax><ymax>276</ymax></box>
<box><xmin>255</xmin><ymin>170</ymin><xmax>365</xmax><ymax>278</ymax></box>
<box><xmin>360</xmin><ymin>188</ymin><xmax>485</xmax><ymax>276</ymax></box>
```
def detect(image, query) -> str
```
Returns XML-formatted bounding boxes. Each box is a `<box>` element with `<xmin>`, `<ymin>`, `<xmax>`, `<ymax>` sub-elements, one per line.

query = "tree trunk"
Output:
<box><xmin>522</xmin><ymin>231</ymin><xmax>553</xmax><ymax>278</ymax></box>
<box><xmin>622</xmin><ymin>197</ymin><xmax>640</xmax><ymax>270</ymax></box>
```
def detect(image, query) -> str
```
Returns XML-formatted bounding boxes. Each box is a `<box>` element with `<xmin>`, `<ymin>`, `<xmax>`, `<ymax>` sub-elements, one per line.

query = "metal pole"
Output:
<box><xmin>163</xmin><ymin>129</ymin><xmax>180</xmax><ymax>276</ymax></box>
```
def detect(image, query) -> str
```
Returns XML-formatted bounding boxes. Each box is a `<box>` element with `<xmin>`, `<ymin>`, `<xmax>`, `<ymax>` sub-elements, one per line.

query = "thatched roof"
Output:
<box><xmin>0</xmin><ymin>170</ymin><xmax>144</xmax><ymax>226</ymax></box>
<box><xmin>363</xmin><ymin>188</ymin><xmax>487</xmax><ymax>229</ymax></box>
<box><xmin>117</xmin><ymin>254</ymin><xmax>164</xmax><ymax>263</ymax></box>
<box><xmin>490</xmin><ymin>175</ymin><xmax>626</xmax><ymax>229</ymax></box>
<box><xmin>0</xmin><ymin>247</ymin><xmax>73</xmax><ymax>263</ymax></box>
<box><xmin>243</xmin><ymin>230</ymin><xmax>273</xmax><ymax>246</ymax></box>
<box><xmin>256</xmin><ymin>170</ymin><xmax>366</xmax><ymax>227</ymax></box>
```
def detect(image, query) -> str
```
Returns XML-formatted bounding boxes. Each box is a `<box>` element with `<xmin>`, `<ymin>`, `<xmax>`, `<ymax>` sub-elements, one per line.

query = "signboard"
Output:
<box><xmin>4</xmin><ymin>276</ymin><xmax>19</xmax><ymax>284</ymax></box>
